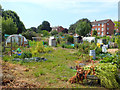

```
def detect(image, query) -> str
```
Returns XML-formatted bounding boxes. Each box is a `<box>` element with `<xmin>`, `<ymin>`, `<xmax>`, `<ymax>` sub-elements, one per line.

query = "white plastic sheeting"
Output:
<box><xmin>6</xmin><ymin>34</ymin><xmax>28</xmax><ymax>45</ymax></box>
<box><xmin>83</xmin><ymin>37</ymin><xmax>95</xmax><ymax>43</ymax></box>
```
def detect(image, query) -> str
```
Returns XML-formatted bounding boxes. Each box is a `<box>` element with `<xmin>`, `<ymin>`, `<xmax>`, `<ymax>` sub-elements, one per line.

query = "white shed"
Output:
<box><xmin>6</xmin><ymin>34</ymin><xmax>28</xmax><ymax>46</ymax></box>
<box><xmin>49</xmin><ymin>36</ymin><xmax>56</xmax><ymax>47</ymax></box>
<box><xmin>83</xmin><ymin>37</ymin><xmax>95</xmax><ymax>43</ymax></box>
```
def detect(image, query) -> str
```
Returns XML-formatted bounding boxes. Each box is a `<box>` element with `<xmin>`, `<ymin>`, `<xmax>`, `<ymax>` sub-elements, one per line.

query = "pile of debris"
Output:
<box><xmin>1</xmin><ymin>60</ymin><xmax>40</xmax><ymax>88</ymax></box>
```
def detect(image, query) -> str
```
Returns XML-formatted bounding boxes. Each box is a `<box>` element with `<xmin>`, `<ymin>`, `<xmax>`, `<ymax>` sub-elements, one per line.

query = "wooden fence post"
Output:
<box><xmin>11</xmin><ymin>37</ymin><xmax>12</xmax><ymax>56</ymax></box>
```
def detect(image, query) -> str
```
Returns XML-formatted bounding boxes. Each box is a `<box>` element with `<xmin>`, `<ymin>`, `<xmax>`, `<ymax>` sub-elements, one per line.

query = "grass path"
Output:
<box><xmin>16</xmin><ymin>48</ymin><xmax>103</xmax><ymax>88</ymax></box>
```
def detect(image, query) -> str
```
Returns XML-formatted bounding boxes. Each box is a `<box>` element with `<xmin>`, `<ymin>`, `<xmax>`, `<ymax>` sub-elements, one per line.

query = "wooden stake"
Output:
<box><xmin>11</xmin><ymin>37</ymin><xmax>12</xmax><ymax>56</ymax></box>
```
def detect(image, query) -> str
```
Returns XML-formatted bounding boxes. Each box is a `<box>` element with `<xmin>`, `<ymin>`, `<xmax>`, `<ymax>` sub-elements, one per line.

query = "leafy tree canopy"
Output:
<box><xmin>28</xmin><ymin>27</ymin><xmax>37</xmax><ymax>32</ymax></box>
<box><xmin>2</xmin><ymin>10</ymin><xmax>26</xmax><ymax>33</ymax></box>
<box><xmin>92</xmin><ymin>30</ymin><xmax>97</xmax><ymax>36</ymax></box>
<box><xmin>75</xmin><ymin>20</ymin><xmax>91</xmax><ymax>36</ymax></box>
<box><xmin>37</xmin><ymin>21</ymin><xmax>52</xmax><ymax>32</ymax></box>
<box><xmin>22</xmin><ymin>30</ymin><xmax>36</xmax><ymax>40</ymax></box>
<box><xmin>68</xmin><ymin>24</ymin><xmax>76</xmax><ymax>34</ymax></box>
<box><xmin>2</xmin><ymin>17</ymin><xmax>18</xmax><ymax>35</ymax></box>
<box><xmin>42</xmin><ymin>30</ymin><xmax>50</xmax><ymax>37</ymax></box>
<box><xmin>51</xmin><ymin>30</ymin><xmax>58</xmax><ymax>36</ymax></box>
<box><xmin>69</xmin><ymin>18</ymin><xmax>92</xmax><ymax>36</ymax></box>
<box><xmin>62</xmin><ymin>28</ymin><xmax>68</xmax><ymax>33</ymax></box>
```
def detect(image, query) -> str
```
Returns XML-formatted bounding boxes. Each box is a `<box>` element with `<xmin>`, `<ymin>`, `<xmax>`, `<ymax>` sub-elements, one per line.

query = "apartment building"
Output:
<box><xmin>91</xmin><ymin>19</ymin><xmax>114</xmax><ymax>36</ymax></box>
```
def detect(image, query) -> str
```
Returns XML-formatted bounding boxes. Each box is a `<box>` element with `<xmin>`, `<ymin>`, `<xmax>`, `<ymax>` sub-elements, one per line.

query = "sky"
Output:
<box><xmin>1</xmin><ymin>0</ymin><xmax>119</xmax><ymax>29</ymax></box>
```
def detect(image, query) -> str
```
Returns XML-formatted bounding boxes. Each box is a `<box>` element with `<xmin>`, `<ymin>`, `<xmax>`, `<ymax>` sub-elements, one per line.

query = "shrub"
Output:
<box><xmin>42</xmin><ymin>30</ymin><xmax>50</xmax><ymax>37</ymax></box>
<box><xmin>56</xmin><ymin>38</ymin><xmax>60</xmax><ymax>44</ymax></box>
<box><xmin>22</xmin><ymin>30</ymin><xmax>36</xmax><ymax>40</ymax></box>
<box><xmin>67</xmin><ymin>35</ymin><xmax>74</xmax><ymax>44</ymax></box>
<box><xmin>51</xmin><ymin>30</ymin><xmax>58</xmax><ymax>36</ymax></box>
<box><xmin>30</xmin><ymin>41</ymin><xmax>53</xmax><ymax>56</ymax></box>
<box><xmin>44</xmin><ymin>41</ymin><xmax>48</xmax><ymax>45</ymax></box>
<box><xmin>20</xmin><ymin>52</ymin><xmax>32</xmax><ymax>59</ymax></box>
<box><xmin>61</xmin><ymin>44</ymin><xmax>65</xmax><ymax>48</ymax></box>
<box><xmin>78</xmin><ymin>41</ymin><xmax>90</xmax><ymax>54</ymax></box>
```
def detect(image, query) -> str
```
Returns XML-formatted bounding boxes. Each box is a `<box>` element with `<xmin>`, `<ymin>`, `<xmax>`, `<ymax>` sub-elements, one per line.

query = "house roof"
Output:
<box><xmin>91</xmin><ymin>19</ymin><xmax>111</xmax><ymax>25</ymax></box>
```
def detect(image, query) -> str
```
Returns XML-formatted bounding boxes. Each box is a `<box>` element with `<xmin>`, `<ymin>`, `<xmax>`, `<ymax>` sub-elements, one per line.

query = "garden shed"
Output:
<box><xmin>6</xmin><ymin>34</ymin><xmax>28</xmax><ymax>46</ymax></box>
<box><xmin>49</xmin><ymin>36</ymin><xmax>56</xmax><ymax>47</ymax></box>
<box><xmin>83</xmin><ymin>37</ymin><xmax>95</xmax><ymax>43</ymax></box>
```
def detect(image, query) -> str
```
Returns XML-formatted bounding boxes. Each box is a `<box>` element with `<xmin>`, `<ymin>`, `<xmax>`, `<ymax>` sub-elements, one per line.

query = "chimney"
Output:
<box><xmin>95</xmin><ymin>20</ymin><xmax>96</xmax><ymax>22</ymax></box>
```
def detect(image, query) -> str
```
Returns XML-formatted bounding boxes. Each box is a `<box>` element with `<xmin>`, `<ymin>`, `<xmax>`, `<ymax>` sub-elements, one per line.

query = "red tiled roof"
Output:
<box><xmin>91</xmin><ymin>19</ymin><xmax>111</xmax><ymax>25</ymax></box>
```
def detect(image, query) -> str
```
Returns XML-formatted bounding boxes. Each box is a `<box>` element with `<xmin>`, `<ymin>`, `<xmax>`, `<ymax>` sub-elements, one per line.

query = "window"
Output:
<box><xmin>95</xmin><ymin>28</ymin><xmax>97</xmax><ymax>30</ymax></box>
<box><xmin>102</xmin><ymin>28</ymin><xmax>104</xmax><ymax>31</ymax></box>
<box><xmin>98</xmin><ymin>32</ymin><xmax>100</xmax><ymax>35</ymax></box>
<box><xmin>107</xmin><ymin>32</ymin><xmax>109</xmax><ymax>34</ymax></box>
<box><xmin>92</xmin><ymin>28</ymin><xmax>94</xmax><ymax>31</ymax></box>
<box><xmin>102</xmin><ymin>23</ymin><xmax>104</xmax><ymax>27</ymax></box>
<box><xmin>92</xmin><ymin>25</ymin><xmax>95</xmax><ymax>27</ymax></box>
<box><xmin>107</xmin><ymin>23</ymin><xmax>109</xmax><ymax>25</ymax></box>
<box><xmin>101</xmin><ymin>32</ymin><xmax>104</xmax><ymax>36</ymax></box>
<box><xmin>98</xmin><ymin>28</ymin><xmax>100</xmax><ymax>30</ymax></box>
<box><xmin>107</xmin><ymin>28</ymin><xmax>109</xmax><ymax>30</ymax></box>
<box><xmin>98</xmin><ymin>24</ymin><xmax>100</xmax><ymax>26</ymax></box>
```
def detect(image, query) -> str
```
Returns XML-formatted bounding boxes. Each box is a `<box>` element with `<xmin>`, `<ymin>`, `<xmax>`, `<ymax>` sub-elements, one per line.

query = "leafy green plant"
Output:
<box><xmin>30</xmin><ymin>41</ymin><xmax>53</xmax><ymax>56</ymax></box>
<box><xmin>44</xmin><ymin>41</ymin><xmax>48</xmax><ymax>45</ymax></box>
<box><xmin>20</xmin><ymin>52</ymin><xmax>32</xmax><ymax>59</ymax></box>
<box><xmin>67</xmin><ymin>35</ymin><xmax>74</xmax><ymax>44</ymax></box>
<box><xmin>2</xmin><ymin>55</ymin><xmax>12</xmax><ymax>62</ymax></box>
<box><xmin>78</xmin><ymin>41</ymin><xmax>90</xmax><ymax>54</ymax></box>
<box><xmin>95</xmin><ymin>47</ymin><xmax>102</xmax><ymax>55</ymax></box>
<box><xmin>95</xmin><ymin>63</ymin><xmax>119</xmax><ymax>88</ymax></box>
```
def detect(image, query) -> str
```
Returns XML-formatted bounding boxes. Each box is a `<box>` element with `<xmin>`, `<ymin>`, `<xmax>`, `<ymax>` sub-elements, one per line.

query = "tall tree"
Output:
<box><xmin>92</xmin><ymin>30</ymin><xmax>97</xmax><ymax>36</ymax></box>
<box><xmin>62</xmin><ymin>28</ymin><xmax>68</xmax><ymax>33</ymax></box>
<box><xmin>68</xmin><ymin>24</ymin><xmax>76</xmax><ymax>34</ymax></box>
<box><xmin>2</xmin><ymin>10</ymin><xmax>26</xmax><ymax>33</ymax></box>
<box><xmin>37</xmin><ymin>25</ymin><xmax>43</xmax><ymax>33</ymax></box>
<box><xmin>37</xmin><ymin>21</ymin><xmax>51</xmax><ymax>32</ymax></box>
<box><xmin>28</xmin><ymin>27</ymin><xmax>37</xmax><ymax>32</ymax></box>
<box><xmin>69</xmin><ymin>18</ymin><xmax>92</xmax><ymax>35</ymax></box>
<box><xmin>75</xmin><ymin>20</ymin><xmax>91</xmax><ymax>36</ymax></box>
<box><xmin>51</xmin><ymin>30</ymin><xmax>58</xmax><ymax>36</ymax></box>
<box><xmin>22</xmin><ymin>30</ymin><xmax>36</xmax><ymax>40</ymax></box>
<box><xmin>2</xmin><ymin>17</ymin><xmax>18</xmax><ymax>35</ymax></box>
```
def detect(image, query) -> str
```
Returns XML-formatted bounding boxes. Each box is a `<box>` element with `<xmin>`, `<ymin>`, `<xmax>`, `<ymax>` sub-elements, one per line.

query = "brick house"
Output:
<box><xmin>52</xmin><ymin>26</ymin><xmax>65</xmax><ymax>33</ymax></box>
<box><xmin>91</xmin><ymin>19</ymin><xmax>115</xmax><ymax>36</ymax></box>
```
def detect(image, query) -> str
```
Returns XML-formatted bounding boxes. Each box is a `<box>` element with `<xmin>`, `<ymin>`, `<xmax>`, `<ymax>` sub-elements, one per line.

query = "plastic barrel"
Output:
<box><xmin>89</xmin><ymin>50</ymin><xmax>96</xmax><ymax>59</ymax></box>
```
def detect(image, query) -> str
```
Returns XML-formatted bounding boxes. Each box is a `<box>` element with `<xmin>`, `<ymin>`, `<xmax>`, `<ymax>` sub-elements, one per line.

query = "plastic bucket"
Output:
<box><xmin>89</xmin><ymin>50</ymin><xmax>96</xmax><ymax>59</ymax></box>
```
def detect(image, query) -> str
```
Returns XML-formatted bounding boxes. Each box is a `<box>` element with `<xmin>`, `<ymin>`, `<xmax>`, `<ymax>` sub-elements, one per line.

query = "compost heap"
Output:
<box><xmin>84</xmin><ymin>63</ymin><xmax>120</xmax><ymax>88</ymax></box>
